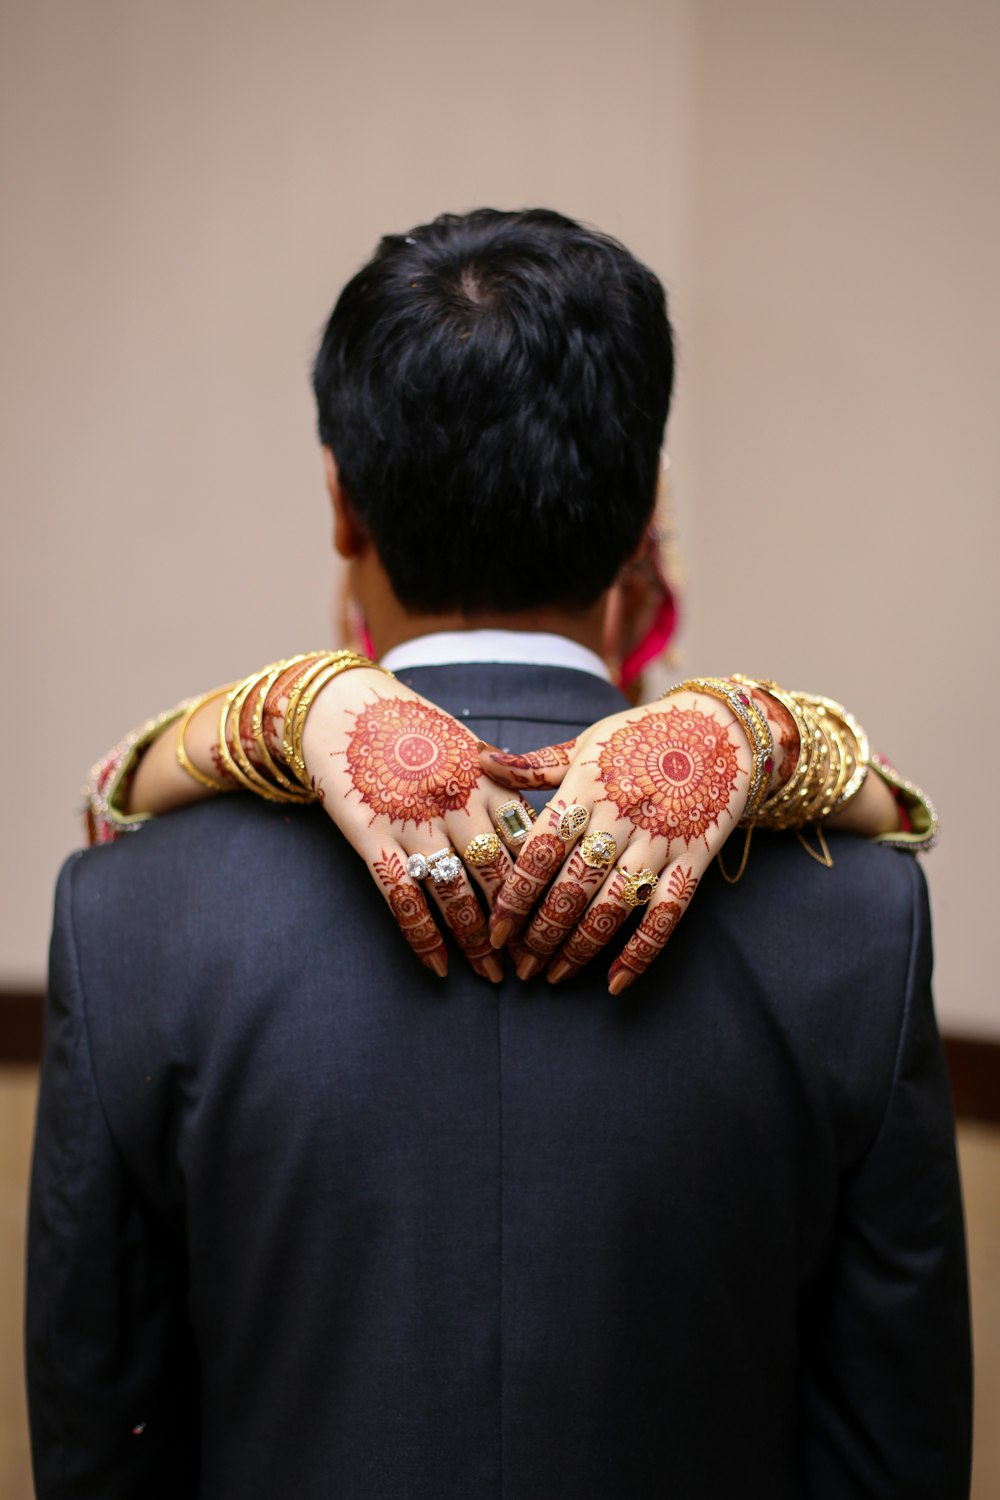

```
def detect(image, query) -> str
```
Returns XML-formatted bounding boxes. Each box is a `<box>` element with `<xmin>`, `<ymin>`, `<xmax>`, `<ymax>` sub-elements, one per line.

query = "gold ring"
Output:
<box><xmin>556</xmin><ymin>804</ymin><xmax>590</xmax><ymax>841</ymax></box>
<box><xmin>494</xmin><ymin>798</ymin><xmax>536</xmax><ymax>848</ymax></box>
<box><xmin>579</xmin><ymin>830</ymin><xmax>617</xmax><ymax>870</ymax></box>
<box><xmin>618</xmin><ymin>866</ymin><xmax>659</xmax><ymax>908</ymax></box>
<box><xmin>464</xmin><ymin>832</ymin><xmax>504</xmax><ymax>867</ymax></box>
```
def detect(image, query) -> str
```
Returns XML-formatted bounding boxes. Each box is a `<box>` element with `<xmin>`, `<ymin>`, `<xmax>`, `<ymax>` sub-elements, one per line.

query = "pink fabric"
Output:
<box><xmin>618</xmin><ymin>590</ymin><xmax>679</xmax><ymax>690</ymax></box>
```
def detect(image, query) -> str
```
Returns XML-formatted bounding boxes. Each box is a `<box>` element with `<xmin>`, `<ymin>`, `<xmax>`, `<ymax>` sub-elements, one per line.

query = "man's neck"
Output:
<box><xmin>348</xmin><ymin>546</ymin><xmax>609</xmax><ymax>657</ymax></box>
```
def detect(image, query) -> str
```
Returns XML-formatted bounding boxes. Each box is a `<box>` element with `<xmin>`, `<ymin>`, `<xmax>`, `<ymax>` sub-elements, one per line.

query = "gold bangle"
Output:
<box><xmin>736</xmin><ymin>683</ymin><xmax>872</xmax><ymax>830</ymax></box>
<box><xmin>803</xmin><ymin>715</ymin><xmax>846</xmax><ymax>823</ymax></box>
<box><xmin>219</xmin><ymin>669</ymin><xmax>312</xmax><ymax>805</ymax></box>
<box><xmin>283</xmin><ymin>651</ymin><xmax>388</xmax><ymax>791</ymax></box>
<box><xmin>732</xmin><ymin>677</ymin><xmax>814</xmax><ymax>826</ymax></box>
<box><xmin>215</xmin><ymin>684</ymin><xmax>245</xmax><ymax>793</ymax></box>
<box><xmin>282</xmin><ymin>654</ymin><xmax>349</xmax><ymax>790</ymax></box>
<box><xmin>251</xmin><ymin>656</ymin><xmax>321</xmax><ymax>797</ymax></box>
<box><xmin>87</xmin><ymin>699</ymin><xmax>192</xmax><ymax>839</ymax></box>
<box><xmin>774</xmin><ymin>707</ymin><xmax>826</xmax><ymax>828</ymax></box>
<box><xmin>176</xmin><ymin>686</ymin><xmax>240</xmax><ymax>793</ymax></box>
<box><xmin>742</xmin><ymin>686</ymin><xmax>829</xmax><ymax>830</ymax></box>
<box><xmin>798</xmin><ymin>693</ymin><xmax>870</xmax><ymax>811</ymax></box>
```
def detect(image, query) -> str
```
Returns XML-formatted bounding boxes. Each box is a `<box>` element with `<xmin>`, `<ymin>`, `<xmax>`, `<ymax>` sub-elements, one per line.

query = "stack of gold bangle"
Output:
<box><xmin>176</xmin><ymin>650</ymin><xmax>390</xmax><ymax>803</ymax></box>
<box><xmin>731</xmin><ymin>677</ymin><xmax>870</xmax><ymax>830</ymax></box>
<box><xmin>281</xmin><ymin>651</ymin><xmax>390</xmax><ymax>791</ymax></box>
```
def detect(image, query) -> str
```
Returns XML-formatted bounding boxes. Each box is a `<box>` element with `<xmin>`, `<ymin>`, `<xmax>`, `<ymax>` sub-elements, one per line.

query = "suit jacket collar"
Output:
<box><xmin>391</xmin><ymin>662</ymin><xmax>629</xmax><ymax>729</ymax></box>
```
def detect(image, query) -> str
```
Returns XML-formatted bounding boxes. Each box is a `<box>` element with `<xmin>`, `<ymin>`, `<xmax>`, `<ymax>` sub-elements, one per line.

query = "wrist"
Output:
<box><xmin>300</xmin><ymin>666</ymin><xmax>388</xmax><ymax>780</ymax></box>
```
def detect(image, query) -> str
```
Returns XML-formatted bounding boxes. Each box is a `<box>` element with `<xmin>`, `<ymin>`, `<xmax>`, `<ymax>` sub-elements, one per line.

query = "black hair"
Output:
<box><xmin>312</xmin><ymin>208</ymin><xmax>674</xmax><ymax>613</ymax></box>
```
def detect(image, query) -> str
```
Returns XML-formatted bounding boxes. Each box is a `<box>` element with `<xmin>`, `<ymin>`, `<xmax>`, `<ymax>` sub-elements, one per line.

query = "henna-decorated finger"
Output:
<box><xmin>488</xmin><ymin>831</ymin><xmax>570</xmax><ymax>950</ymax></box>
<box><xmin>371</xmin><ymin>847</ymin><xmax>449</xmax><ymax>978</ymax></box>
<box><xmin>545</xmin><ymin>858</ymin><xmax>702</xmax><ymax>990</ymax></box>
<box><xmin>513</xmin><ymin>846</ymin><xmax>610</xmax><ymax>979</ymax></box>
<box><xmin>458</xmin><ymin>829</ymin><xmax>515</xmax><ymax>906</ymax></box>
<box><xmin>534</xmin><ymin>833</ymin><xmax>664</xmax><ymax>985</ymax></box>
<box><xmin>534</xmin><ymin>795</ymin><xmax>591</xmax><ymax>845</ymax></box>
<box><xmin>478</xmin><ymin>739</ymin><xmax>578</xmax><ymax>791</ymax></box>
<box><xmin>605</xmin><ymin>861</ymin><xmax>701</xmax><ymax>995</ymax></box>
<box><xmin>428</xmin><ymin>867</ymin><xmax>503</xmax><ymax>983</ymax></box>
<box><xmin>544</xmin><ymin>866</ymin><xmax>633</xmax><ymax>985</ymax></box>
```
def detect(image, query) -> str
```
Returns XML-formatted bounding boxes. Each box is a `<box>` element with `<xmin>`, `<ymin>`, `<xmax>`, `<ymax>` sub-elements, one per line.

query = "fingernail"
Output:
<box><xmin>516</xmin><ymin>953</ymin><xmax>543</xmax><ymax>982</ymax></box>
<box><xmin>491</xmin><ymin>918</ymin><xmax>513</xmax><ymax>949</ymax></box>
<box><xmin>481</xmin><ymin>955</ymin><xmax>504</xmax><ymax>984</ymax></box>
<box><xmin>547</xmin><ymin>959</ymin><xmax>572</xmax><ymax>985</ymax></box>
<box><xmin>425</xmin><ymin>951</ymin><xmax>448</xmax><ymax>979</ymax></box>
<box><xmin>608</xmin><ymin>970</ymin><xmax>633</xmax><ymax>997</ymax></box>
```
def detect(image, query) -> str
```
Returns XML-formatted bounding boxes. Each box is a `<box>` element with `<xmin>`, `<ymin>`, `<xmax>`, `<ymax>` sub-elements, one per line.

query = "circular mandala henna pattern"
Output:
<box><xmin>596</xmin><ymin>706</ymin><xmax>741</xmax><ymax>847</ymax></box>
<box><xmin>345</xmin><ymin>696</ymin><xmax>480</xmax><ymax>829</ymax></box>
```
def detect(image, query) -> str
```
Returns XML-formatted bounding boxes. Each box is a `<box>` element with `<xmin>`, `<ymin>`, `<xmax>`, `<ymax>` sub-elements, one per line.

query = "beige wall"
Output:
<box><xmin>1</xmin><ymin>0</ymin><xmax>996</xmax><ymax>1037</ymax></box>
<box><xmin>685</xmin><ymin>0</ymin><xmax>999</xmax><ymax>1036</ymax></box>
<box><xmin>0</xmin><ymin>0</ymin><xmax>697</xmax><ymax>982</ymax></box>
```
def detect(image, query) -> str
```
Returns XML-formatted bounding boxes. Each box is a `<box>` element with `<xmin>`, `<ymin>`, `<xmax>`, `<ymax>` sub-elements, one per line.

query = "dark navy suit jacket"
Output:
<box><xmin>27</xmin><ymin>664</ymin><xmax>972</xmax><ymax>1498</ymax></box>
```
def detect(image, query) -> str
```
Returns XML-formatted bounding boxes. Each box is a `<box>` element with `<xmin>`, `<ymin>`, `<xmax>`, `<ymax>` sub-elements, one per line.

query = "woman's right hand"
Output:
<box><xmin>124</xmin><ymin>662</ymin><xmax>543</xmax><ymax>983</ymax></box>
<box><xmin>297</xmin><ymin>670</ymin><xmax>537</xmax><ymax>983</ymax></box>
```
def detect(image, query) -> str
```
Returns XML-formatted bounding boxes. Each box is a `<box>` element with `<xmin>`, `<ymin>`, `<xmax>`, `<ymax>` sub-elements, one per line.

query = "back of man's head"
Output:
<box><xmin>312</xmin><ymin>208</ymin><xmax>674</xmax><ymax>616</ymax></box>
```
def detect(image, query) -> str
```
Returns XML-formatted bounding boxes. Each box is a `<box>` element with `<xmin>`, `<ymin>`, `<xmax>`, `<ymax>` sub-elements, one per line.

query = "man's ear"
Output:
<box><xmin>621</xmin><ymin>525</ymin><xmax>652</xmax><ymax>573</ymax></box>
<box><xmin>322</xmin><ymin>447</ymin><xmax>367</xmax><ymax>560</ymax></box>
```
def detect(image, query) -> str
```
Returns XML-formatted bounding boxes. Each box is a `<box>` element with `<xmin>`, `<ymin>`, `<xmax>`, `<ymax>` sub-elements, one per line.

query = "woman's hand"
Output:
<box><xmin>299</xmin><ymin>673</ymin><xmax>536</xmax><ymax>983</ymax></box>
<box><xmin>126</xmin><ymin>664</ymin><xmax>541</xmax><ymax>983</ymax></box>
<box><xmin>479</xmin><ymin>690</ymin><xmax>756</xmax><ymax>995</ymax></box>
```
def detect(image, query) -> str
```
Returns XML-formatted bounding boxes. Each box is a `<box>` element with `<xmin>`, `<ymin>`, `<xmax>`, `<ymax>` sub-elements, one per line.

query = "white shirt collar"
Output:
<box><xmin>379</xmin><ymin>629</ymin><xmax>611</xmax><ymax>682</ymax></box>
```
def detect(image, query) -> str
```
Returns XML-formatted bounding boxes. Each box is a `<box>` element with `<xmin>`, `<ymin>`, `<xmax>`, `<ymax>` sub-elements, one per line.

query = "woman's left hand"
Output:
<box><xmin>478</xmin><ymin>689</ymin><xmax>755</xmax><ymax>995</ymax></box>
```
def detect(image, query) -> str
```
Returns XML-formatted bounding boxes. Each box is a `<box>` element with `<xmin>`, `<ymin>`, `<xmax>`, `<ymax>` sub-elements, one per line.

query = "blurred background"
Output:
<box><xmin>1</xmin><ymin>1</ymin><xmax>996</xmax><ymax>1493</ymax></box>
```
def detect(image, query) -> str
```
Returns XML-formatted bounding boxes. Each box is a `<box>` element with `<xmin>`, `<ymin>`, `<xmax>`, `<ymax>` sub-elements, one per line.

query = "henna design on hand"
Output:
<box><xmin>262</xmin><ymin>659</ymin><xmax>324</xmax><ymax>761</ymax></box>
<box><xmin>593</xmin><ymin>706</ymin><xmax>740</xmax><ymax>851</ymax></box>
<box><xmin>435</xmin><ymin>884</ymin><xmax>494</xmax><ymax>973</ymax></box>
<box><xmin>550</xmin><ymin>869</ymin><xmax>630</xmax><ymax>979</ymax></box>
<box><xmin>209</xmin><ymin>743</ymin><xmax>239</xmax><ymax>787</ymax></box>
<box><xmin>539</xmin><ymin>797</ymin><xmax>569</xmax><ymax>834</ymax></box>
<box><xmin>607</xmin><ymin>900</ymin><xmax>684</xmax><ymax>991</ymax></box>
<box><xmin>481</xmin><ymin>739</ymin><xmax>577</xmax><ymax>789</ymax></box>
<box><xmin>520</xmin><ymin>849</ymin><xmax>607</xmax><ymax>959</ymax></box>
<box><xmin>666</xmin><ymin>864</ymin><xmax>699</xmax><ymax>904</ymax></box>
<box><xmin>373</xmin><ymin>850</ymin><xmax>447</xmax><ymax>973</ymax></box>
<box><xmin>468</xmin><ymin>846</ymin><xmax>513</xmax><ymax>902</ymax></box>
<box><xmin>344</xmin><ymin>695</ymin><xmax>481</xmax><ymax>831</ymax></box>
<box><xmin>489</xmin><ymin>833</ymin><xmax>565</xmax><ymax>939</ymax></box>
<box><xmin>236</xmin><ymin>692</ymin><xmax>265</xmax><ymax>771</ymax></box>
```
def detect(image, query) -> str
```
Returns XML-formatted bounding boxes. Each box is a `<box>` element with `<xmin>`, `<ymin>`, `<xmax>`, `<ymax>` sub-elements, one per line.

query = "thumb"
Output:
<box><xmin>477</xmin><ymin>738</ymin><xmax>577</xmax><ymax>790</ymax></box>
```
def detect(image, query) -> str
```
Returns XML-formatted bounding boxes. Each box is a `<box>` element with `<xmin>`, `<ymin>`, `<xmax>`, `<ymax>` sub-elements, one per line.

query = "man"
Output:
<box><xmin>27</xmin><ymin>209</ymin><xmax>971</xmax><ymax>1497</ymax></box>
